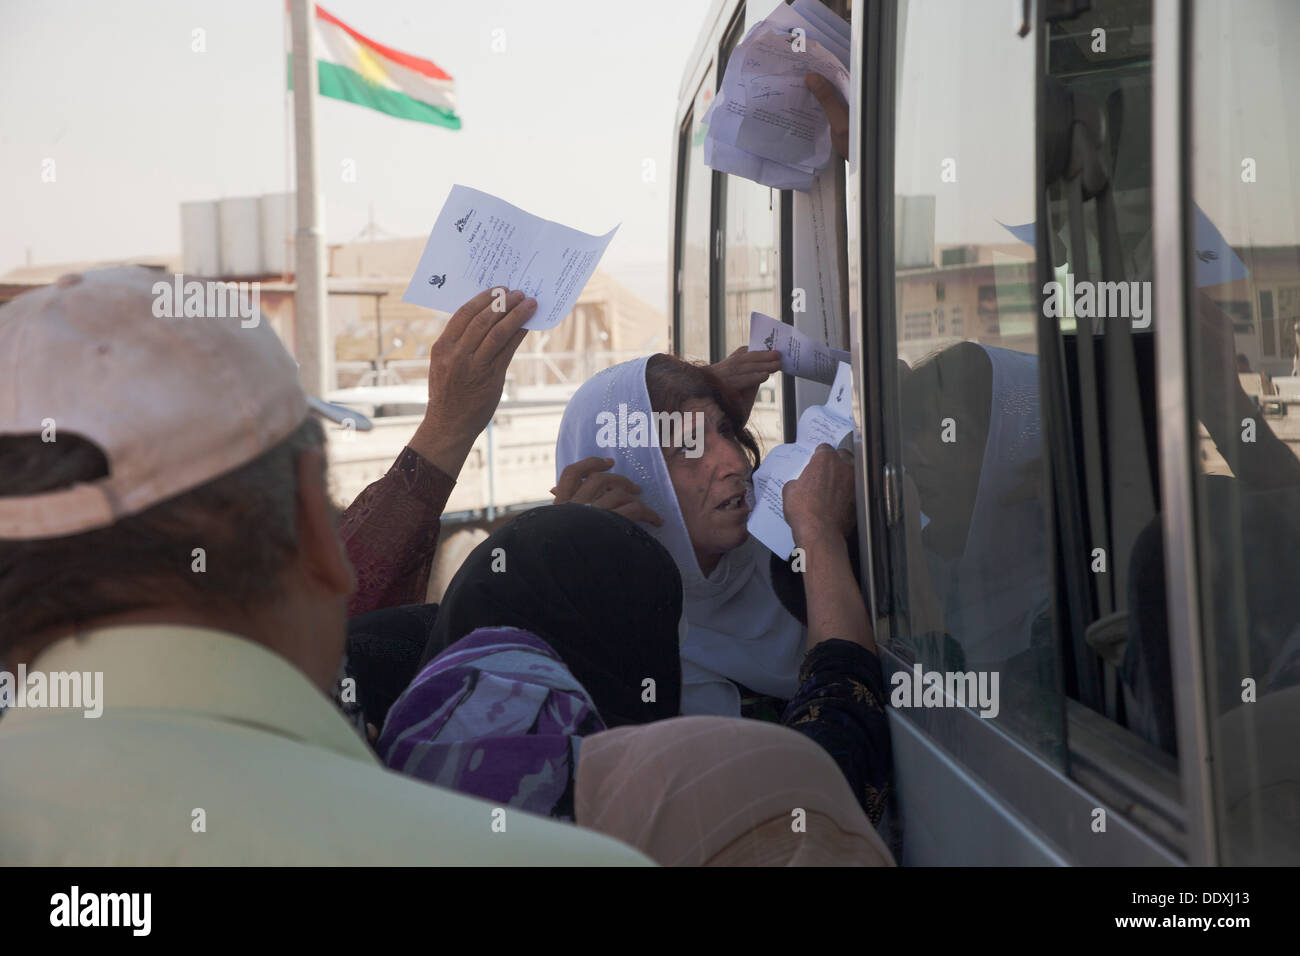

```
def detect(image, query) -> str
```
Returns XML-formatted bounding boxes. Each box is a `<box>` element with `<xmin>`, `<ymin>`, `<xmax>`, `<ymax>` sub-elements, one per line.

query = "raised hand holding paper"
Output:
<box><xmin>707</xmin><ymin>28</ymin><xmax>849</xmax><ymax>171</ymax></box>
<box><xmin>702</xmin><ymin>0</ymin><xmax>850</xmax><ymax>191</ymax></box>
<box><xmin>748</xmin><ymin>360</ymin><xmax>855</xmax><ymax>558</ymax></box>
<box><xmin>402</xmin><ymin>185</ymin><xmax>619</xmax><ymax>331</ymax></box>
<box><xmin>748</xmin><ymin>311</ymin><xmax>851</xmax><ymax>386</ymax></box>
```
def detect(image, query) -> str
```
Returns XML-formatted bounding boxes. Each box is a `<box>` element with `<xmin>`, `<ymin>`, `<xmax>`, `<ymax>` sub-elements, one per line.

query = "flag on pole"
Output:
<box><xmin>288</xmin><ymin>3</ymin><xmax>461</xmax><ymax>129</ymax></box>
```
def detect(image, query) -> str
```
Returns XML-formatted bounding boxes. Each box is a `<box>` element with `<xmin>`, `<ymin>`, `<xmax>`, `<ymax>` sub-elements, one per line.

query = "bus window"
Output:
<box><xmin>1189</xmin><ymin>0</ymin><xmax>1300</xmax><ymax>865</ymax></box>
<box><xmin>885</xmin><ymin>0</ymin><xmax>1063</xmax><ymax>761</ymax></box>
<box><xmin>1040</xmin><ymin>0</ymin><xmax>1167</xmax><ymax>740</ymax></box>
<box><xmin>723</xmin><ymin>180</ymin><xmax>783</xmax><ymax>450</ymax></box>
<box><xmin>677</xmin><ymin>76</ymin><xmax>715</xmax><ymax>364</ymax></box>
<box><xmin>715</xmin><ymin>3</ymin><xmax>784</xmax><ymax>450</ymax></box>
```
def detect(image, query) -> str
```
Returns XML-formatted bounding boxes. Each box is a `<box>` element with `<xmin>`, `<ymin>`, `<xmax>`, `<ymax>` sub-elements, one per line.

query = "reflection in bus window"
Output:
<box><xmin>887</xmin><ymin>0</ymin><xmax>1061</xmax><ymax>759</ymax></box>
<box><xmin>723</xmin><ymin>179</ymin><xmax>783</xmax><ymax>450</ymax></box>
<box><xmin>1041</xmin><ymin>1</ymin><xmax>1168</xmax><ymax>752</ymax></box>
<box><xmin>678</xmin><ymin>77</ymin><xmax>714</xmax><ymax>364</ymax></box>
<box><xmin>900</xmin><ymin>344</ymin><xmax>1047</xmax><ymax>668</ymax></box>
<box><xmin>1191</xmin><ymin>0</ymin><xmax>1300</xmax><ymax>865</ymax></box>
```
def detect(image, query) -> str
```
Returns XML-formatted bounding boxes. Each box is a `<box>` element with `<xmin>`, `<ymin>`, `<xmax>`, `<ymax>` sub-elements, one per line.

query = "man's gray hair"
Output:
<box><xmin>0</xmin><ymin>416</ymin><xmax>326</xmax><ymax>659</ymax></box>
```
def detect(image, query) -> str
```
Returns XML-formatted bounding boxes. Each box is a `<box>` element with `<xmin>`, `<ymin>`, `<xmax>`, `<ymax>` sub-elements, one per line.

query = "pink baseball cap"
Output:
<box><xmin>0</xmin><ymin>266</ymin><xmax>363</xmax><ymax>540</ymax></box>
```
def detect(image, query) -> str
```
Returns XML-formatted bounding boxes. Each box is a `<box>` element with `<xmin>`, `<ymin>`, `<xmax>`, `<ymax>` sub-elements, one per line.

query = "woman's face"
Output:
<box><xmin>662</xmin><ymin>398</ymin><xmax>752</xmax><ymax>575</ymax></box>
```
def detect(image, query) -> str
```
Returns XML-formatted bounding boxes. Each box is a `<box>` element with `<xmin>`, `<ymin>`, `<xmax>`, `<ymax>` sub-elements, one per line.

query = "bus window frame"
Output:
<box><xmin>669</xmin><ymin>2</ymin><xmax>730</xmax><ymax>368</ymax></box>
<box><xmin>672</xmin><ymin>0</ymin><xmax>798</xmax><ymax>444</ymax></box>
<box><xmin>1030</xmin><ymin>0</ymin><xmax>1204</xmax><ymax>859</ymax></box>
<box><xmin>848</xmin><ymin>0</ymin><xmax>895</xmax><ymax>627</ymax></box>
<box><xmin>780</xmin><ymin>189</ymin><xmax>797</xmax><ymax>441</ymax></box>
<box><xmin>671</xmin><ymin>108</ymin><xmax>693</xmax><ymax>358</ymax></box>
<box><xmin>708</xmin><ymin>6</ymin><xmax>748</xmax><ymax>365</ymax></box>
<box><xmin>1152</xmin><ymin>0</ymin><xmax>1216</xmax><ymax>865</ymax></box>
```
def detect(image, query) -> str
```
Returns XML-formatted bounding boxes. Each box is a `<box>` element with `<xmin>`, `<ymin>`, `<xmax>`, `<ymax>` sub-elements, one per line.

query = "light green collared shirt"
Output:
<box><xmin>0</xmin><ymin>624</ymin><xmax>652</xmax><ymax>866</ymax></box>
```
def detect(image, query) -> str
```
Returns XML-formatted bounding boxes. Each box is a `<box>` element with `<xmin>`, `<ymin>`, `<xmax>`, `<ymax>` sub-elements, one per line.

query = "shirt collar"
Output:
<box><xmin>3</xmin><ymin>623</ymin><xmax>376</xmax><ymax>764</ymax></box>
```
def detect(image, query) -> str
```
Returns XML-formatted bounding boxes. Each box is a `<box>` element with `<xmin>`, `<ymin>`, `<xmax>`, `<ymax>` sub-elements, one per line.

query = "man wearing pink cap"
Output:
<box><xmin>0</xmin><ymin>267</ymin><xmax>650</xmax><ymax>866</ymax></box>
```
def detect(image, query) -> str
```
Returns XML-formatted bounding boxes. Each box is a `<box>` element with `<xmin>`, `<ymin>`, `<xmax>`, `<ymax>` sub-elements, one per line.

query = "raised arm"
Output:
<box><xmin>778</xmin><ymin>444</ymin><xmax>892</xmax><ymax>825</ymax></box>
<box><xmin>782</xmin><ymin>444</ymin><xmax>873</xmax><ymax>654</ymax></box>
<box><xmin>341</xmin><ymin>288</ymin><xmax>537</xmax><ymax>616</ymax></box>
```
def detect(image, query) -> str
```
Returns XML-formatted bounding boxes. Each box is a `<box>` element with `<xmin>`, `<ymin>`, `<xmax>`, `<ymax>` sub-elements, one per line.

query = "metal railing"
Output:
<box><xmin>334</xmin><ymin>350</ymin><xmax>648</xmax><ymax>391</ymax></box>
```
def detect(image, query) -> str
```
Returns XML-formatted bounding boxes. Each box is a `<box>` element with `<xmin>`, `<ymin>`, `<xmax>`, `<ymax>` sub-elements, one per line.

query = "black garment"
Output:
<box><xmin>341</xmin><ymin>603</ymin><xmax>439</xmax><ymax>730</ymax></box>
<box><xmin>419</xmin><ymin>503</ymin><xmax>684</xmax><ymax>727</ymax></box>
<box><xmin>781</xmin><ymin>638</ymin><xmax>893</xmax><ymax>827</ymax></box>
<box><xmin>765</xmin><ymin>531</ymin><xmax>894</xmax><ymax>824</ymax></box>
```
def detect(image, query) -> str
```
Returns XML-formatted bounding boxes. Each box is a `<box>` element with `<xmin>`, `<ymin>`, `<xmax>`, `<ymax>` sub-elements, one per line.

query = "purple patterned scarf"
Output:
<box><xmin>378</xmin><ymin>626</ymin><xmax>605</xmax><ymax>820</ymax></box>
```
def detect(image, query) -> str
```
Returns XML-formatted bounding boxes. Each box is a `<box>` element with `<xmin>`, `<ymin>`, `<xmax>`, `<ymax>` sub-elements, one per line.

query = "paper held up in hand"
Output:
<box><xmin>747</xmin><ymin>360</ymin><xmax>855</xmax><ymax>559</ymax></box>
<box><xmin>748</xmin><ymin>311</ymin><xmax>851</xmax><ymax>386</ymax></box>
<box><xmin>702</xmin><ymin>0</ymin><xmax>850</xmax><ymax>191</ymax></box>
<box><xmin>402</xmin><ymin>185</ymin><xmax>619</xmax><ymax>331</ymax></box>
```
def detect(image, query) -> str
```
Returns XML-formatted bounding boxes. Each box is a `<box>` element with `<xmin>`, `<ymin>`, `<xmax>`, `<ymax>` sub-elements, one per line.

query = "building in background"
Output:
<box><xmin>0</xmin><ymin>202</ymin><xmax>669</xmax><ymax>600</ymax></box>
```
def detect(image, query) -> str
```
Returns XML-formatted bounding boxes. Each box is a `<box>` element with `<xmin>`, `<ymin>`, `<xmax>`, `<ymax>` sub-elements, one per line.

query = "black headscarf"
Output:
<box><xmin>341</xmin><ymin>603</ymin><xmax>440</xmax><ymax>730</ymax></box>
<box><xmin>419</xmin><ymin>503</ymin><xmax>684</xmax><ymax>726</ymax></box>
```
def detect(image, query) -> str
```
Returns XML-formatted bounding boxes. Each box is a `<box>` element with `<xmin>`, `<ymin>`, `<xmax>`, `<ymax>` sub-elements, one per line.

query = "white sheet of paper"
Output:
<box><xmin>705</xmin><ymin>88</ymin><xmax>817</xmax><ymax>174</ymax></box>
<box><xmin>704</xmin><ymin>79</ymin><xmax>819</xmax><ymax>186</ymax></box>
<box><xmin>701</xmin><ymin>3</ymin><xmax>848</xmax><ymax>191</ymax></box>
<box><xmin>770</xmin><ymin>2</ymin><xmax>851</xmax><ymax>66</ymax></box>
<box><xmin>747</xmin><ymin>361</ymin><xmax>855</xmax><ymax>558</ymax></box>
<box><xmin>790</xmin><ymin>0</ymin><xmax>851</xmax><ymax>48</ymax></box>
<box><xmin>402</xmin><ymin>185</ymin><xmax>619</xmax><ymax>331</ymax></box>
<box><xmin>707</xmin><ymin>28</ymin><xmax>851</xmax><ymax>172</ymax></box>
<box><xmin>748</xmin><ymin>311</ymin><xmax>850</xmax><ymax>385</ymax></box>
<box><xmin>704</xmin><ymin>137</ymin><xmax>815</xmax><ymax>191</ymax></box>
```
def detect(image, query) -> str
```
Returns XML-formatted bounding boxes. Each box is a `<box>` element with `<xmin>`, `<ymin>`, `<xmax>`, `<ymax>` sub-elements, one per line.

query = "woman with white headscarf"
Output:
<box><xmin>553</xmin><ymin>351</ymin><xmax>859</xmax><ymax>716</ymax></box>
<box><xmin>899</xmin><ymin>342</ymin><xmax>1050</xmax><ymax>669</ymax></box>
<box><xmin>551</xmin><ymin>351</ymin><xmax>893</xmax><ymax>823</ymax></box>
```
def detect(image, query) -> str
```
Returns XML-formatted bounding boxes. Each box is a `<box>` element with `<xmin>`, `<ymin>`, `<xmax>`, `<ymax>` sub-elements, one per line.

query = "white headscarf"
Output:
<box><xmin>556</xmin><ymin>357</ymin><xmax>805</xmax><ymax>715</ymax></box>
<box><xmin>924</xmin><ymin>345</ymin><xmax>1048</xmax><ymax>666</ymax></box>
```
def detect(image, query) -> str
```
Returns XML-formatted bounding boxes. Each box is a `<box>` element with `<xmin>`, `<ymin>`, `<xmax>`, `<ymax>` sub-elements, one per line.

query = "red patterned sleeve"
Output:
<box><xmin>340</xmin><ymin>446</ymin><xmax>457</xmax><ymax>618</ymax></box>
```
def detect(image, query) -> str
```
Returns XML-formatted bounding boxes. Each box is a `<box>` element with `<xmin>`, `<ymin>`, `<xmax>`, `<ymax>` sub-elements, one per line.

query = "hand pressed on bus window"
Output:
<box><xmin>711</xmin><ymin>346</ymin><xmax>782</xmax><ymax>424</ymax></box>
<box><xmin>782</xmin><ymin>444</ymin><xmax>856</xmax><ymax>544</ymax></box>
<box><xmin>805</xmin><ymin>72</ymin><xmax>849</xmax><ymax>162</ymax></box>
<box><xmin>551</xmin><ymin>456</ymin><xmax>664</xmax><ymax>527</ymax></box>
<box><xmin>408</xmin><ymin>287</ymin><xmax>535</xmax><ymax>479</ymax></box>
<box><xmin>782</xmin><ymin>444</ymin><xmax>872</xmax><ymax>653</ymax></box>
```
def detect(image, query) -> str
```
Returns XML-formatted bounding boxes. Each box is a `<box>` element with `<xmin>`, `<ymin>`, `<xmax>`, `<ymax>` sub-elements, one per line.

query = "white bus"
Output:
<box><xmin>672</xmin><ymin>0</ymin><xmax>1300</xmax><ymax>865</ymax></box>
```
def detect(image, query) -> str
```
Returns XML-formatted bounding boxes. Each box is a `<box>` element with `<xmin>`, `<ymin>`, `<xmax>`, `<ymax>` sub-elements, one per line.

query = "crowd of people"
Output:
<box><xmin>3</xmin><ymin>69</ymin><xmax>1146</xmax><ymax>867</ymax></box>
<box><xmin>0</xmin><ymin>270</ymin><xmax>894</xmax><ymax>866</ymax></box>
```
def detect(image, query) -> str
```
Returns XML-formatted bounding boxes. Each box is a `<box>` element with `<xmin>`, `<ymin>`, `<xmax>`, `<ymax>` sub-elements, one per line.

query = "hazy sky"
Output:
<box><xmin>0</xmin><ymin>0</ymin><xmax>716</xmax><ymax>311</ymax></box>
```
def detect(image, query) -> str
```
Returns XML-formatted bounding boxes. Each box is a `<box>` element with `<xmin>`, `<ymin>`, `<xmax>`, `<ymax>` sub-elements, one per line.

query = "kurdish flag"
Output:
<box><xmin>289</xmin><ymin>4</ymin><xmax>461</xmax><ymax>129</ymax></box>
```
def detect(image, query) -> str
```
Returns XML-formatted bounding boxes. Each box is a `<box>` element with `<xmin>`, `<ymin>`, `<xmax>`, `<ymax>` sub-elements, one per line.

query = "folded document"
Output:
<box><xmin>703</xmin><ymin>0</ymin><xmax>851</xmax><ymax>191</ymax></box>
<box><xmin>748</xmin><ymin>311</ymin><xmax>850</xmax><ymax>386</ymax></box>
<box><xmin>402</xmin><ymin>185</ymin><xmax>618</xmax><ymax>331</ymax></box>
<box><xmin>747</xmin><ymin>360</ymin><xmax>855</xmax><ymax>559</ymax></box>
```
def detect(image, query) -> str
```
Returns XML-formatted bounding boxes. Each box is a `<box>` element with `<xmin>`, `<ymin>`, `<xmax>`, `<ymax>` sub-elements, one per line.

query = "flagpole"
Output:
<box><xmin>281</xmin><ymin>4</ymin><xmax>291</xmax><ymax>284</ymax></box>
<box><xmin>290</xmin><ymin>0</ymin><xmax>330</xmax><ymax>398</ymax></box>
